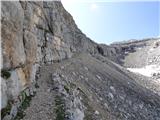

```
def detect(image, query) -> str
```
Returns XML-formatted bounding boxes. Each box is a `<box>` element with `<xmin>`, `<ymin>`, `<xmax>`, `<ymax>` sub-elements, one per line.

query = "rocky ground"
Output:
<box><xmin>22</xmin><ymin>65</ymin><xmax>56</xmax><ymax>120</ymax></box>
<box><xmin>13</xmin><ymin>53</ymin><xmax>160</xmax><ymax>120</ymax></box>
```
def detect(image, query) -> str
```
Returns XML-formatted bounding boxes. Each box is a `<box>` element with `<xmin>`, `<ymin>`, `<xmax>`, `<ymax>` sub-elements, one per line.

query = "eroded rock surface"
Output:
<box><xmin>1</xmin><ymin>1</ymin><xmax>98</xmax><ymax>111</ymax></box>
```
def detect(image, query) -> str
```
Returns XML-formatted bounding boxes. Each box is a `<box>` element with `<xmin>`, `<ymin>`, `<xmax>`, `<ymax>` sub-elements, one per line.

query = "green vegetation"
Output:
<box><xmin>1</xmin><ymin>90</ymin><xmax>36</xmax><ymax>120</ymax></box>
<box><xmin>1</xmin><ymin>101</ymin><xmax>12</xmax><ymax>119</ymax></box>
<box><xmin>14</xmin><ymin>91</ymin><xmax>36</xmax><ymax>120</ymax></box>
<box><xmin>64</xmin><ymin>85</ymin><xmax>69</xmax><ymax>93</ymax></box>
<box><xmin>1</xmin><ymin>69</ymin><xmax>11</xmax><ymax>79</ymax></box>
<box><xmin>55</xmin><ymin>95</ymin><xmax>65</xmax><ymax>120</ymax></box>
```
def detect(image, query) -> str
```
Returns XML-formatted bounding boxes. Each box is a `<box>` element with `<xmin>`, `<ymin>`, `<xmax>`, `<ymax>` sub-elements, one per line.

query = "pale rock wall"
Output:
<box><xmin>1</xmin><ymin>1</ymin><xmax>98</xmax><ymax>109</ymax></box>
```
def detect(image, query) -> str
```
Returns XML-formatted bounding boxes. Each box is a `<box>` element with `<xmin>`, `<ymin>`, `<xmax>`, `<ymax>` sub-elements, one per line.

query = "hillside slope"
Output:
<box><xmin>19</xmin><ymin>54</ymin><xmax>160</xmax><ymax>120</ymax></box>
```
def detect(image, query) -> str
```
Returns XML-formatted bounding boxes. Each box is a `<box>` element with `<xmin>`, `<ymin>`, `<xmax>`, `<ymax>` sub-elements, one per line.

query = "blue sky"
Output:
<box><xmin>62</xmin><ymin>0</ymin><xmax>160</xmax><ymax>44</ymax></box>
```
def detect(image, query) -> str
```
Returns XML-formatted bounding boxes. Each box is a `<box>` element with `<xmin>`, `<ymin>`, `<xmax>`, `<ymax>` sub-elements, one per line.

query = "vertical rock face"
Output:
<box><xmin>1</xmin><ymin>1</ymin><xmax>98</xmax><ymax>110</ymax></box>
<box><xmin>1</xmin><ymin>78</ymin><xmax>8</xmax><ymax>109</ymax></box>
<box><xmin>1</xmin><ymin>1</ymin><xmax>25</xmax><ymax>69</ymax></box>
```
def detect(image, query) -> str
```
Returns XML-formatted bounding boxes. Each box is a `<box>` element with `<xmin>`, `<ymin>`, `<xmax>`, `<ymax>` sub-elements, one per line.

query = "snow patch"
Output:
<box><xmin>127</xmin><ymin>65</ymin><xmax>160</xmax><ymax>77</ymax></box>
<box><xmin>72</xmin><ymin>108</ymin><xmax>84</xmax><ymax>120</ymax></box>
<box><xmin>149</xmin><ymin>48</ymin><xmax>154</xmax><ymax>51</ymax></box>
<box><xmin>138</xmin><ymin>47</ymin><xmax>142</xmax><ymax>50</ymax></box>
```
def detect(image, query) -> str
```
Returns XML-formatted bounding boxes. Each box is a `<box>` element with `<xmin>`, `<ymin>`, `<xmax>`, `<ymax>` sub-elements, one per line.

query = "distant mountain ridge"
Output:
<box><xmin>110</xmin><ymin>37</ymin><xmax>159</xmax><ymax>45</ymax></box>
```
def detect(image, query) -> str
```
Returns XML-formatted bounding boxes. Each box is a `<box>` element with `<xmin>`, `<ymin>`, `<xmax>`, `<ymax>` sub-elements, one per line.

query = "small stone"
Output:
<box><xmin>80</xmin><ymin>75</ymin><xmax>84</xmax><ymax>79</ymax></box>
<box><xmin>47</xmin><ymin>89</ymin><xmax>51</xmax><ymax>92</ymax></box>
<box><xmin>61</xmin><ymin>66</ymin><xmax>65</xmax><ymax>69</ymax></box>
<box><xmin>84</xmin><ymin>67</ymin><xmax>88</xmax><ymax>71</ymax></box>
<box><xmin>29</xmin><ymin>88</ymin><xmax>34</xmax><ymax>96</ymax></box>
<box><xmin>119</xmin><ymin>96</ymin><xmax>125</xmax><ymax>100</ymax></box>
<box><xmin>95</xmin><ymin>110</ymin><xmax>99</xmax><ymax>115</ymax></box>
<box><xmin>26</xmin><ymin>89</ymin><xmax>30</xmax><ymax>96</ymax></box>
<box><xmin>110</xmin><ymin>86</ymin><xmax>116</xmax><ymax>93</ymax></box>
<box><xmin>139</xmin><ymin>103</ymin><xmax>144</xmax><ymax>109</ymax></box>
<box><xmin>10</xmin><ymin>105</ymin><xmax>17</xmax><ymax>118</ymax></box>
<box><xmin>99</xmin><ymin>97</ymin><xmax>103</xmax><ymax>101</ymax></box>
<box><xmin>108</xmin><ymin>92</ymin><xmax>114</xmax><ymax>99</ymax></box>
<box><xmin>72</xmin><ymin>72</ymin><xmax>76</xmax><ymax>76</ymax></box>
<box><xmin>104</xmin><ymin>103</ymin><xmax>108</xmax><ymax>108</ymax></box>
<box><xmin>96</xmin><ymin>75</ymin><xmax>101</xmax><ymax>80</ymax></box>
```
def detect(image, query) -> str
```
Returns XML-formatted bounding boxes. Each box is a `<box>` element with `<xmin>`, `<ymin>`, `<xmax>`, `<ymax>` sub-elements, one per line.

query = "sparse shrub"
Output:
<box><xmin>55</xmin><ymin>95</ymin><xmax>65</xmax><ymax>120</ymax></box>
<box><xmin>1</xmin><ymin>69</ymin><xmax>11</xmax><ymax>79</ymax></box>
<box><xmin>1</xmin><ymin>101</ymin><xmax>12</xmax><ymax>119</ymax></box>
<box><xmin>14</xmin><ymin>91</ymin><xmax>36</xmax><ymax>120</ymax></box>
<box><xmin>64</xmin><ymin>85</ymin><xmax>69</xmax><ymax>93</ymax></box>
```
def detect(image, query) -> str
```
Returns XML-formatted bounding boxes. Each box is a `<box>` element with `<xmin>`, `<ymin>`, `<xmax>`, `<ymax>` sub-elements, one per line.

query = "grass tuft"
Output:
<box><xmin>55</xmin><ymin>95</ymin><xmax>65</xmax><ymax>120</ymax></box>
<box><xmin>64</xmin><ymin>85</ymin><xmax>69</xmax><ymax>93</ymax></box>
<box><xmin>1</xmin><ymin>101</ymin><xmax>12</xmax><ymax>119</ymax></box>
<box><xmin>1</xmin><ymin>69</ymin><xmax>11</xmax><ymax>79</ymax></box>
<box><xmin>14</xmin><ymin>91</ymin><xmax>36</xmax><ymax>120</ymax></box>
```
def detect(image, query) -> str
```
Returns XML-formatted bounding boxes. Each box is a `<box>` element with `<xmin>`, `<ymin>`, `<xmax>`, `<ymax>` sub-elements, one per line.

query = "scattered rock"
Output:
<box><xmin>95</xmin><ymin>110</ymin><xmax>99</xmax><ymax>115</ymax></box>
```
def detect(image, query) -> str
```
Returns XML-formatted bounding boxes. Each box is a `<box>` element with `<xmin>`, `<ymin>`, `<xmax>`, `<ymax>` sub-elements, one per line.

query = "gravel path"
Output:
<box><xmin>23</xmin><ymin>65</ymin><xmax>57</xmax><ymax>120</ymax></box>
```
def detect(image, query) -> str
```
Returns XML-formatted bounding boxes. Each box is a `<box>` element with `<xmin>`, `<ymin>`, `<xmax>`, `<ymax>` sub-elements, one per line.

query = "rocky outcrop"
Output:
<box><xmin>96</xmin><ymin>38</ymin><xmax>160</xmax><ymax>67</ymax></box>
<box><xmin>1</xmin><ymin>1</ymin><xmax>98</xmax><ymax>110</ymax></box>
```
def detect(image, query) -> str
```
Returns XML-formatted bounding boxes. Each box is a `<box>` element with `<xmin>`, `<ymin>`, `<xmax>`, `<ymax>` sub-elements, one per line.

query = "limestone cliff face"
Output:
<box><xmin>1</xmin><ymin>1</ymin><xmax>99</xmax><ymax>108</ymax></box>
<box><xmin>2</xmin><ymin>1</ymin><xmax>97</xmax><ymax>68</ymax></box>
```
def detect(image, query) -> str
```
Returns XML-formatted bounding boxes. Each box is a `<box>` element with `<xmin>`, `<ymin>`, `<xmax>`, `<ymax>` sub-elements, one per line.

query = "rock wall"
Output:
<box><xmin>1</xmin><ymin>1</ymin><xmax>99</xmax><ymax>109</ymax></box>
